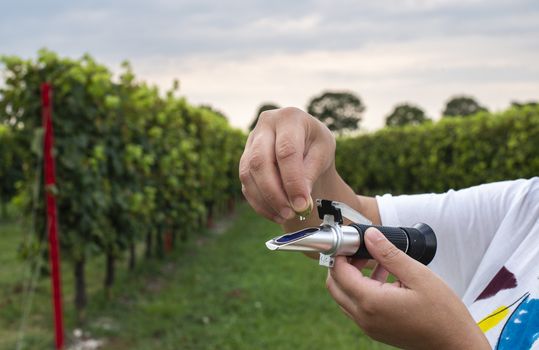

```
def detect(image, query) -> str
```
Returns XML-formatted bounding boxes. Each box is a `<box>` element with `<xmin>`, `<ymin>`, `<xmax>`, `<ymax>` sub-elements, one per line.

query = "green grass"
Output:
<box><xmin>0</xmin><ymin>204</ymin><xmax>394</xmax><ymax>350</ymax></box>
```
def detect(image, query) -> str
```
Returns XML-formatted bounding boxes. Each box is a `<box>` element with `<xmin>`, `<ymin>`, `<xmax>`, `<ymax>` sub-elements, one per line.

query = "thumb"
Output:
<box><xmin>364</xmin><ymin>227</ymin><xmax>427</xmax><ymax>288</ymax></box>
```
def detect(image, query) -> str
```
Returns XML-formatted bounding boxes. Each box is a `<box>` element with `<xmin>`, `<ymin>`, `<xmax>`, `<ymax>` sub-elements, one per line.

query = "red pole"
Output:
<box><xmin>42</xmin><ymin>83</ymin><xmax>65</xmax><ymax>349</ymax></box>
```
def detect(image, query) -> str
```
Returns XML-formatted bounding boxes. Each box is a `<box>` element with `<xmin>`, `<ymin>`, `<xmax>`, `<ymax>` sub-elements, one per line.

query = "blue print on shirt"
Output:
<box><xmin>496</xmin><ymin>296</ymin><xmax>539</xmax><ymax>349</ymax></box>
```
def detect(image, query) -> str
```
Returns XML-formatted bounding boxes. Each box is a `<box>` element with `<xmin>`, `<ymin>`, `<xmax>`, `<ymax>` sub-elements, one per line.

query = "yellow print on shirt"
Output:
<box><xmin>478</xmin><ymin>306</ymin><xmax>510</xmax><ymax>332</ymax></box>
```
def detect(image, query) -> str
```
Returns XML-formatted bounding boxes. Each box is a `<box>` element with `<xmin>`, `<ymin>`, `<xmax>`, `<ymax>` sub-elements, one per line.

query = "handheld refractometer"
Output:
<box><xmin>265</xmin><ymin>199</ymin><xmax>437</xmax><ymax>268</ymax></box>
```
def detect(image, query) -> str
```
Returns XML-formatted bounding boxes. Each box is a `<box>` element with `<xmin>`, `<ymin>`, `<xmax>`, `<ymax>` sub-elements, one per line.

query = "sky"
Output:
<box><xmin>1</xmin><ymin>0</ymin><xmax>538</xmax><ymax>131</ymax></box>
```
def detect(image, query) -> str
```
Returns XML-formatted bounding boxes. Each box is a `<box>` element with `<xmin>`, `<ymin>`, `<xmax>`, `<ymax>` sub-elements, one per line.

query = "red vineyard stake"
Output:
<box><xmin>164</xmin><ymin>230</ymin><xmax>173</xmax><ymax>254</ymax></box>
<box><xmin>42</xmin><ymin>83</ymin><xmax>65</xmax><ymax>349</ymax></box>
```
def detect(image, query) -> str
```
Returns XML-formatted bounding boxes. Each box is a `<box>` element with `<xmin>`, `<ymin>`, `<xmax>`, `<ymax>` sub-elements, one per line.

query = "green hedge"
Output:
<box><xmin>336</xmin><ymin>106</ymin><xmax>539</xmax><ymax>195</ymax></box>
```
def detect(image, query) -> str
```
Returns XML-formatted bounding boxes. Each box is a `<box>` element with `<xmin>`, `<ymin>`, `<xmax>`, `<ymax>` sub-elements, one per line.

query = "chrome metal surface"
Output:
<box><xmin>337</xmin><ymin>225</ymin><xmax>361</xmax><ymax>256</ymax></box>
<box><xmin>331</xmin><ymin>200</ymin><xmax>372</xmax><ymax>225</ymax></box>
<box><xmin>265</xmin><ymin>226</ymin><xmax>335</xmax><ymax>253</ymax></box>
<box><xmin>266</xmin><ymin>199</ymin><xmax>369</xmax><ymax>268</ymax></box>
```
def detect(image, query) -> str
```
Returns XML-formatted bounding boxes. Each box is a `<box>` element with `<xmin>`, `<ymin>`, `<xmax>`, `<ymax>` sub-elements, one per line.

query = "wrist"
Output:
<box><xmin>432</xmin><ymin>317</ymin><xmax>490</xmax><ymax>350</ymax></box>
<box><xmin>452</xmin><ymin>323</ymin><xmax>490</xmax><ymax>350</ymax></box>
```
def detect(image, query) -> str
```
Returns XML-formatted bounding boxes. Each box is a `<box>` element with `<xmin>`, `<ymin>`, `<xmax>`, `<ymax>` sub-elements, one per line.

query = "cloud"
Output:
<box><xmin>129</xmin><ymin>32</ymin><xmax>538</xmax><ymax>130</ymax></box>
<box><xmin>1</xmin><ymin>0</ymin><xmax>538</xmax><ymax>130</ymax></box>
<box><xmin>3</xmin><ymin>0</ymin><xmax>538</xmax><ymax>57</ymax></box>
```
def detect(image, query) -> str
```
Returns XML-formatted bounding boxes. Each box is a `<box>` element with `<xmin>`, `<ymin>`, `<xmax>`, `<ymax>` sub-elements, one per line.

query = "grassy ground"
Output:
<box><xmin>0</xmin><ymin>204</ymin><xmax>395</xmax><ymax>350</ymax></box>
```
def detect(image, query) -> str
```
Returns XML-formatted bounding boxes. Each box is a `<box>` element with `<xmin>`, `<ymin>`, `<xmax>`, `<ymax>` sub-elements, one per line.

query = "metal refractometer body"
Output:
<box><xmin>265</xmin><ymin>199</ymin><xmax>437</xmax><ymax>268</ymax></box>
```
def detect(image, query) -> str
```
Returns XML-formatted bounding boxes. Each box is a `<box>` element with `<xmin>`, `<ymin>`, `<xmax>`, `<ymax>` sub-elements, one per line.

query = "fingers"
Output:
<box><xmin>329</xmin><ymin>256</ymin><xmax>380</xmax><ymax>300</ymax></box>
<box><xmin>326</xmin><ymin>272</ymin><xmax>357</xmax><ymax>317</ymax></box>
<box><xmin>239</xmin><ymin>128</ymin><xmax>294</xmax><ymax>222</ymax></box>
<box><xmin>239</xmin><ymin>107</ymin><xmax>334</xmax><ymax>223</ymax></box>
<box><xmin>349</xmin><ymin>258</ymin><xmax>370</xmax><ymax>271</ymax></box>
<box><xmin>364</xmin><ymin>228</ymin><xmax>429</xmax><ymax>288</ymax></box>
<box><xmin>241</xmin><ymin>183</ymin><xmax>283</xmax><ymax>223</ymax></box>
<box><xmin>338</xmin><ymin>305</ymin><xmax>354</xmax><ymax>320</ymax></box>
<box><xmin>274</xmin><ymin>115</ymin><xmax>310</xmax><ymax>212</ymax></box>
<box><xmin>370</xmin><ymin>263</ymin><xmax>390</xmax><ymax>283</ymax></box>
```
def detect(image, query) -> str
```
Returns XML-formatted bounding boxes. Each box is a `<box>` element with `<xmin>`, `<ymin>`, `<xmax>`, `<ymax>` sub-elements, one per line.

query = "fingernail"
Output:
<box><xmin>280</xmin><ymin>207</ymin><xmax>294</xmax><ymax>220</ymax></box>
<box><xmin>365</xmin><ymin>228</ymin><xmax>384</xmax><ymax>243</ymax></box>
<box><xmin>292</xmin><ymin>197</ymin><xmax>307</xmax><ymax>212</ymax></box>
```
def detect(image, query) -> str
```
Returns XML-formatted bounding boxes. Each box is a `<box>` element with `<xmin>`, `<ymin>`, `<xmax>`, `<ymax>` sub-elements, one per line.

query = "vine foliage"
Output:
<box><xmin>0</xmin><ymin>50</ymin><xmax>245</xmax><ymax>315</ymax></box>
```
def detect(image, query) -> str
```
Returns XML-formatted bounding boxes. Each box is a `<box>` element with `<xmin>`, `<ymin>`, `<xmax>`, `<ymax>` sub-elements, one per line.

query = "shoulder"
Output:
<box><xmin>455</xmin><ymin>177</ymin><xmax>537</xmax><ymax>196</ymax></box>
<box><xmin>376</xmin><ymin>177</ymin><xmax>538</xmax><ymax>232</ymax></box>
<box><xmin>451</xmin><ymin>177</ymin><xmax>538</xmax><ymax>210</ymax></box>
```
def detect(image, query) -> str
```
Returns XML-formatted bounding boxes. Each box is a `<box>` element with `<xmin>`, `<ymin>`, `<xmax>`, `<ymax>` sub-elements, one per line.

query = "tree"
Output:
<box><xmin>249</xmin><ymin>103</ymin><xmax>280</xmax><ymax>131</ymax></box>
<box><xmin>385</xmin><ymin>103</ymin><xmax>429</xmax><ymax>127</ymax></box>
<box><xmin>442</xmin><ymin>95</ymin><xmax>488</xmax><ymax>117</ymax></box>
<box><xmin>307</xmin><ymin>91</ymin><xmax>364</xmax><ymax>134</ymax></box>
<box><xmin>511</xmin><ymin>100</ymin><xmax>538</xmax><ymax>108</ymax></box>
<box><xmin>199</xmin><ymin>104</ymin><xmax>227</xmax><ymax>119</ymax></box>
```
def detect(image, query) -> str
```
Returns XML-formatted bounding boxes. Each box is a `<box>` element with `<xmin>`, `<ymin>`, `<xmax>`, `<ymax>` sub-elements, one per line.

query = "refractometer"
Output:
<box><xmin>265</xmin><ymin>199</ymin><xmax>437</xmax><ymax>268</ymax></box>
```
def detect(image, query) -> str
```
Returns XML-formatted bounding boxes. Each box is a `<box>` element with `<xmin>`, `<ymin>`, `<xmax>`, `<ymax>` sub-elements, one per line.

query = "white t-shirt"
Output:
<box><xmin>376</xmin><ymin>178</ymin><xmax>539</xmax><ymax>349</ymax></box>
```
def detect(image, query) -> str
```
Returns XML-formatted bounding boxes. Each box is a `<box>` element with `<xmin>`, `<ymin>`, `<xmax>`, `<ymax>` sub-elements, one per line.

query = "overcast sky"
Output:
<box><xmin>1</xmin><ymin>0</ymin><xmax>538</xmax><ymax>131</ymax></box>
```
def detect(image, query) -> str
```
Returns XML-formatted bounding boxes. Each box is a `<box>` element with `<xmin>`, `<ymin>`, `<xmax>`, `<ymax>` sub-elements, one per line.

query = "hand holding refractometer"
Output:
<box><xmin>265</xmin><ymin>199</ymin><xmax>437</xmax><ymax>268</ymax></box>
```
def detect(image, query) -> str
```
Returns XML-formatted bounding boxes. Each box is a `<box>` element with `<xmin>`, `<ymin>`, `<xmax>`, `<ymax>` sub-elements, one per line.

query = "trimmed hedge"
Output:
<box><xmin>336</xmin><ymin>106</ymin><xmax>539</xmax><ymax>195</ymax></box>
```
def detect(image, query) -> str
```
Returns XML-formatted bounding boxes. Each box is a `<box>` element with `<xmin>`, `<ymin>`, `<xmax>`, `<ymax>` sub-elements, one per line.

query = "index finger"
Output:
<box><xmin>330</xmin><ymin>256</ymin><xmax>380</xmax><ymax>300</ymax></box>
<box><xmin>274</xmin><ymin>116</ymin><xmax>310</xmax><ymax>212</ymax></box>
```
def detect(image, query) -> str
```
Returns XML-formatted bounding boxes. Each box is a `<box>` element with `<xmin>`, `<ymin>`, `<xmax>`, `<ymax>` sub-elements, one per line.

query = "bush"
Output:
<box><xmin>336</xmin><ymin>106</ymin><xmax>539</xmax><ymax>195</ymax></box>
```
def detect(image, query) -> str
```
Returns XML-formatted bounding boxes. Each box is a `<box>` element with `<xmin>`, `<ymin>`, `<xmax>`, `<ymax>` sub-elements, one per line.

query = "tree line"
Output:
<box><xmin>250</xmin><ymin>91</ymin><xmax>537</xmax><ymax>133</ymax></box>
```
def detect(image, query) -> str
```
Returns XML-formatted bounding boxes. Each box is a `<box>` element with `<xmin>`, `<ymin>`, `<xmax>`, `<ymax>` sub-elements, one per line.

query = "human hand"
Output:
<box><xmin>326</xmin><ymin>227</ymin><xmax>490</xmax><ymax>350</ymax></box>
<box><xmin>239</xmin><ymin>107</ymin><xmax>336</xmax><ymax>224</ymax></box>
